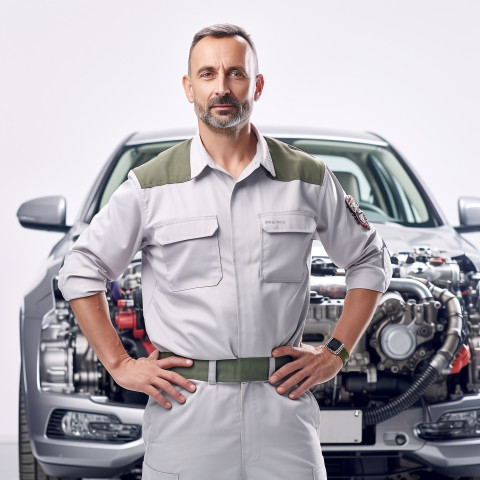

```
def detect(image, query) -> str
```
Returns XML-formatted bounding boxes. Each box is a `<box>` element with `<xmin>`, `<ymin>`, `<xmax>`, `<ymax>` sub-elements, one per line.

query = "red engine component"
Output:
<box><xmin>451</xmin><ymin>344</ymin><xmax>471</xmax><ymax>374</ymax></box>
<box><xmin>115</xmin><ymin>308</ymin><xmax>155</xmax><ymax>355</ymax></box>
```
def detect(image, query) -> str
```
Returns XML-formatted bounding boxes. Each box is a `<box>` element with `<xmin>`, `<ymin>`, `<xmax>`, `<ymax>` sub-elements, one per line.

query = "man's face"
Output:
<box><xmin>183</xmin><ymin>35</ymin><xmax>263</xmax><ymax>130</ymax></box>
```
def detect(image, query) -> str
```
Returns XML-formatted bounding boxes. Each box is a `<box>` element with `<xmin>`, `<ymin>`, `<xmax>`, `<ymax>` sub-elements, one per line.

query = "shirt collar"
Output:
<box><xmin>190</xmin><ymin>123</ymin><xmax>276</xmax><ymax>179</ymax></box>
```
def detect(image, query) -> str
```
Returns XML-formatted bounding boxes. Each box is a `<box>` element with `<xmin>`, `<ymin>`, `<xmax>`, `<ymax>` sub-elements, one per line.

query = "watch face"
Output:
<box><xmin>327</xmin><ymin>338</ymin><xmax>342</xmax><ymax>350</ymax></box>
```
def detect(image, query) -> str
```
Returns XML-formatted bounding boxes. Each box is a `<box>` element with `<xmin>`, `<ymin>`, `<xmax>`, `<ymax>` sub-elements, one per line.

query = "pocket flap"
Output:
<box><xmin>154</xmin><ymin>216</ymin><xmax>219</xmax><ymax>245</ymax></box>
<box><xmin>259</xmin><ymin>211</ymin><xmax>316</xmax><ymax>233</ymax></box>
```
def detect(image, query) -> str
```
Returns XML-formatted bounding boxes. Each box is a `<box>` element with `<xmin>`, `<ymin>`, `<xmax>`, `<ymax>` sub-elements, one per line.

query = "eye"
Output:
<box><xmin>200</xmin><ymin>71</ymin><xmax>214</xmax><ymax>78</ymax></box>
<box><xmin>230</xmin><ymin>71</ymin><xmax>243</xmax><ymax>77</ymax></box>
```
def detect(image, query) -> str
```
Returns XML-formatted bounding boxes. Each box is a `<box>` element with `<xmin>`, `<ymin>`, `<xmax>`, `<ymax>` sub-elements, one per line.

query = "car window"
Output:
<box><xmin>97</xmin><ymin>138</ymin><xmax>435</xmax><ymax>227</ymax></box>
<box><xmin>291</xmin><ymin>139</ymin><xmax>433</xmax><ymax>226</ymax></box>
<box><xmin>317</xmin><ymin>155</ymin><xmax>373</xmax><ymax>202</ymax></box>
<box><xmin>98</xmin><ymin>142</ymin><xmax>179</xmax><ymax>211</ymax></box>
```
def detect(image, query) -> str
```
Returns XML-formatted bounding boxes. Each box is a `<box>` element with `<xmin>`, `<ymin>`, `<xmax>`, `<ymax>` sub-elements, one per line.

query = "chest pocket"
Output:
<box><xmin>258</xmin><ymin>211</ymin><xmax>316</xmax><ymax>283</ymax></box>
<box><xmin>153</xmin><ymin>215</ymin><xmax>222</xmax><ymax>292</ymax></box>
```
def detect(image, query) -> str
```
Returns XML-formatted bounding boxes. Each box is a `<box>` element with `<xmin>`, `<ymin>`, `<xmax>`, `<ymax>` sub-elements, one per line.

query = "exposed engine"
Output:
<box><xmin>41</xmin><ymin>245</ymin><xmax>480</xmax><ymax>426</ymax></box>
<box><xmin>307</xmin><ymin>246</ymin><xmax>480</xmax><ymax>425</ymax></box>
<box><xmin>41</xmin><ymin>262</ymin><xmax>150</xmax><ymax>403</ymax></box>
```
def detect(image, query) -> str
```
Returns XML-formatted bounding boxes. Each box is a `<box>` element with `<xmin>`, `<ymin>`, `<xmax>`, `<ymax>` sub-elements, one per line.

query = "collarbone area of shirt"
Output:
<box><xmin>132</xmin><ymin>136</ymin><xmax>326</xmax><ymax>189</ymax></box>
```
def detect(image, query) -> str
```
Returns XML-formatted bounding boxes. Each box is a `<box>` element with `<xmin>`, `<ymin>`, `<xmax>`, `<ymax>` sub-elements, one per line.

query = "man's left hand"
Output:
<box><xmin>269</xmin><ymin>343</ymin><xmax>344</xmax><ymax>399</ymax></box>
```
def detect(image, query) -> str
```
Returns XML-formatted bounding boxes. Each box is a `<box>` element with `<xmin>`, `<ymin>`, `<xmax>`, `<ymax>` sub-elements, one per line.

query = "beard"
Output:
<box><xmin>194</xmin><ymin>94</ymin><xmax>252</xmax><ymax>131</ymax></box>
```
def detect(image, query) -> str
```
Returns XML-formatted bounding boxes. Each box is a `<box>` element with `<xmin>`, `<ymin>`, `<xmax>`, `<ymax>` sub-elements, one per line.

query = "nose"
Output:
<box><xmin>215</xmin><ymin>73</ymin><xmax>230</xmax><ymax>97</ymax></box>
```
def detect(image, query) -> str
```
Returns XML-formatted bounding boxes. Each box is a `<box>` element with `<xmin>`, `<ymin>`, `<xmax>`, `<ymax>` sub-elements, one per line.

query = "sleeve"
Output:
<box><xmin>316</xmin><ymin>166</ymin><xmax>392</xmax><ymax>293</ymax></box>
<box><xmin>58</xmin><ymin>171</ymin><xmax>148</xmax><ymax>301</ymax></box>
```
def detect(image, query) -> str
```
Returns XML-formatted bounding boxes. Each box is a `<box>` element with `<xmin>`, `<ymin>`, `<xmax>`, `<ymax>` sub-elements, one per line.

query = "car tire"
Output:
<box><xmin>18</xmin><ymin>370</ymin><xmax>79</xmax><ymax>480</ymax></box>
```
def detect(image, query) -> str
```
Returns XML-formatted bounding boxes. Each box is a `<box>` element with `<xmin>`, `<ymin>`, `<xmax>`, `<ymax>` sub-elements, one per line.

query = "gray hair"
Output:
<box><xmin>188</xmin><ymin>23</ymin><xmax>259</xmax><ymax>75</ymax></box>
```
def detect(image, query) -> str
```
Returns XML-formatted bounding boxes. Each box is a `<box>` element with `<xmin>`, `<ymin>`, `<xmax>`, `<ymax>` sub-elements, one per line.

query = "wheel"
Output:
<box><xmin>18</xmin><ymin>370</ymin><xmax>78</xmax><ymax>480</ymax></box>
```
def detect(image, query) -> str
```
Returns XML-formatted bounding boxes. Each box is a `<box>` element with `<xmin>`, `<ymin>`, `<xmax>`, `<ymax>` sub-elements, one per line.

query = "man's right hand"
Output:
<box><xmin>110</xmin><ymin>349</ymin><xmax>197</xmax><ymax>409</ymax></box>
<box><xmin>69</xmin><ymin>293</ymin><xmax>197</xmax><ymax>410</ymax></box>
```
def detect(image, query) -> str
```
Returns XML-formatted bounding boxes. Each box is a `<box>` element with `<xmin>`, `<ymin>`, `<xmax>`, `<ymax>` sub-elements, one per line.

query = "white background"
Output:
<box><xmin>1</xmin><ymin>0</ymin><xmax>480</xmax><ymax>442</ymax></box>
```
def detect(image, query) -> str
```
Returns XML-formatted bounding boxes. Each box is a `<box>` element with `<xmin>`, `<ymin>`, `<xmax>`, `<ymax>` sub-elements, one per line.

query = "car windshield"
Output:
<box><xmin>97</xmin><ymin>138</ymin><xmax>435</xmax><ymax>227</ymax></box>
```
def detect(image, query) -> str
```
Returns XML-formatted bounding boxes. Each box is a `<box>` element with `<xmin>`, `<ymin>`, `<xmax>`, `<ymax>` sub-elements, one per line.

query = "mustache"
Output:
<box><xmin>208</xmin><ymin>95</ymin><xmax>240</xmax><ymax>108</ymax></box>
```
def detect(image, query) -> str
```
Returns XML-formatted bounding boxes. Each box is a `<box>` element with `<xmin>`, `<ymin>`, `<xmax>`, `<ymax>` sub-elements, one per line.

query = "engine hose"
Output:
<box><xmin>363</xmin><ymin>279</ymin><xmax>463</xmax><ymax>426</ymax></box>
<box><xmin>387</xmin><ymin>277</ymin><xmax>433</xmax><ymax>301</ymax></box>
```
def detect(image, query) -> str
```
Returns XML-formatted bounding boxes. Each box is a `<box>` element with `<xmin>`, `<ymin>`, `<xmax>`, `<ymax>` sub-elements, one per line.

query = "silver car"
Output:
<box><xmin>17</xmin><ymin>127</ymin><xmax>480</xmax><ymax>480</ymax></box>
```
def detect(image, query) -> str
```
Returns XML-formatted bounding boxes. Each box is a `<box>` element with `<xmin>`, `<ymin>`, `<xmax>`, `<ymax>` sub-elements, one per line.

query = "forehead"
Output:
<box><xmin>190</xmin><ymin>35</ymin><xmax>253</xmax><ymax>70</ymax></box>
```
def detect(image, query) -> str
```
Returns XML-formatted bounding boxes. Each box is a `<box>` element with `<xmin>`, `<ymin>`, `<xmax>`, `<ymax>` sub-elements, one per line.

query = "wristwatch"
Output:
<box><xmin>323</xmin><ymin>336</ymin><xmax>350</xmax><ymax>366</ymax></box>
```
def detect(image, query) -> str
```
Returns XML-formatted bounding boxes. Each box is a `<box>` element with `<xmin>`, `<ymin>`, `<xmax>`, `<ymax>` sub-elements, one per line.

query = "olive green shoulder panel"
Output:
<box><xmin>132</xmin><ymin>139</ymin><xmax>192</xmax><ymax>189</ymax></box>
<box><xmin>264</xmin><ymin>136</ymin><xmax>325</xmax><ymax>185</ymax></box>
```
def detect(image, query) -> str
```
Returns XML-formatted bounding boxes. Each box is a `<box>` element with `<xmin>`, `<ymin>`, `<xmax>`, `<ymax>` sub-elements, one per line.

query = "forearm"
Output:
<box><xmin>329</xmin><ymin>288</ymin><xmax>382</xmax><ymax>355</ymax></box>
<box><xmin>69</xmin><ymin>291</ymin><xmax>130</xmax><ymax>374</ymax></box>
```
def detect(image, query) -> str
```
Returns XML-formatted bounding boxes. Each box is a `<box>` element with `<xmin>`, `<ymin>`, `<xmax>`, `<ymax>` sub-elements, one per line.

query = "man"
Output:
<box><xmin>59</xmin><ymin>24</ymin><xmax>392</xmax><ymax>480</ymax></box>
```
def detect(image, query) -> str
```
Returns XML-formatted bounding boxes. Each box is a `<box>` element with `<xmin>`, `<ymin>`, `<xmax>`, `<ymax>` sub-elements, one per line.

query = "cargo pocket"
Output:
<box><xmin>306</xmin><ymin>389</ymin><xmax>321</xmax><ymax>434</ymax></box>
<box><xmin>153</xmin><ymin>215</ymin><xmax>222</xmax><ymax>292</ymax></box>
<box><xmin>142</xmin><ymin>462</ymin><xmax>179</xmax><ymax>479</ymax></box>
<box><xmin>258</xmin><ymin>211</ymin><xmax>316</xmax><ymax>283</ymax></box>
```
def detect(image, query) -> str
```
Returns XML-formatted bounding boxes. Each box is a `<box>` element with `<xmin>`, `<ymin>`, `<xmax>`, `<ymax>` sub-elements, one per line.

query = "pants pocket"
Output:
<box><xmin>142</xmin><ymin>461</ymin><xmax>179</xmax><ymax>480</ymax></box>
<box><xmin>306</xmin><ymin>389</ymin><xmax>321</xmax><ymax>433</ymax></box>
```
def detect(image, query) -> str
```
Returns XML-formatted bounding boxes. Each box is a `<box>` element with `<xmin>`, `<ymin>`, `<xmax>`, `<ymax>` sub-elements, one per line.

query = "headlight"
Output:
<box><xmin>47</xmin><ymin>409</ymin><xmax>141</xmax><ymax>443</ymax></box>
<box><xmin>416</xmin><ymin>409</ymin><xmax>480</xmax><ymax>440</ymax></box>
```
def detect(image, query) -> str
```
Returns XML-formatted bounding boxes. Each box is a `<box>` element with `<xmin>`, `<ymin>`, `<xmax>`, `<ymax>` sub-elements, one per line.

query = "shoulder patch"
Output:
<box><xmin>133</xmin><ymin>138</ymin><xmax>192</xmax><ymax>189</ymax></box>
<box><xmin>345</xmin><ymin>195</ymin><xmax>370</xmax><ymax>229</ymax></box>
<box><xmin>264</xmin><ymin>136</ymin><xmax>325</xmax><ymax>186</ymax></box>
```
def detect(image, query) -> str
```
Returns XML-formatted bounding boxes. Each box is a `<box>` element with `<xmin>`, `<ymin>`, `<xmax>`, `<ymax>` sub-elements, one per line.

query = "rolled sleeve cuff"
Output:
<box><xmin>58</xmin><ymin>251</ymin><xmax>108</xmax><ymax>301</ymax></box>
<box><xmin>345</xmin><ymin>265</ymin><xmax>388</xmax><ymax>293</ymax></box>
<box><xmin>345</xmin><ymin>248</ymin><xmax>392</xmax><ymax>293</ymax></box>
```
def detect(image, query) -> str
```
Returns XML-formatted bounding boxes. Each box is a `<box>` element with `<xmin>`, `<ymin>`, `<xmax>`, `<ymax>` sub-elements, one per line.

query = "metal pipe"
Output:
<box><xmin>310</xmin><ymin>276</ymin><xmax>433</xmax><ymax>301</ymax></box>
<box><xmin>387</xmin><ymin>278</ymin><xmax>433</xmax><ymax>300</ymax></box>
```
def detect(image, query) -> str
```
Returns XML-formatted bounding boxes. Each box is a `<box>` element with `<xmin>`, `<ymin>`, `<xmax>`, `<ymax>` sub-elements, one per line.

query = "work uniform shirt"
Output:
<box><xmin>58</xmin><ymin>124</ymin><xmax>392</xmax><ymax>480</ymax></box>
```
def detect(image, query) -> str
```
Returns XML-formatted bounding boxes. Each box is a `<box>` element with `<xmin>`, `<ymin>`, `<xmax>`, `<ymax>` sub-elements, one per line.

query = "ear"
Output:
<box><xmin>182</xmin><ymin>75</ymin><xmax>194</xmax><ymax>103</ymax></box>
<box><xmin>254</xmin><ymin>74</ymin><xmax>264</xmax><ymax>102</ymax></box>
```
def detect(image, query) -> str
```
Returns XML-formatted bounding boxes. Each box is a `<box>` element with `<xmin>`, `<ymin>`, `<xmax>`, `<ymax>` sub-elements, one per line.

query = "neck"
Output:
<box><xmin>197</xmin><ymin>120</ymin><xmax>258</xmax><ymax>178</ymax></box>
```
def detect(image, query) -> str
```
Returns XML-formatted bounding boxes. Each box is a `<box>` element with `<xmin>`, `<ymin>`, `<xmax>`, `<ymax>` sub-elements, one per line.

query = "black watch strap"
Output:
<box><xmin>324</xmin><ymin>336</ymin><xmax>350</xmax><ymax>366</ymax></box>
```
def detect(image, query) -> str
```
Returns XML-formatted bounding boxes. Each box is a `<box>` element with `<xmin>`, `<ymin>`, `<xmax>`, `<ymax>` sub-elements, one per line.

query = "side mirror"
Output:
<box><xmin>17</xmin><ymin>196</ymin><xmax>70</xmax><ymax>232</ymax></box>
<box><xmin>455</xmin><ymin>196</ymin><xmax>480</xmax><ymax>233</ymax></box>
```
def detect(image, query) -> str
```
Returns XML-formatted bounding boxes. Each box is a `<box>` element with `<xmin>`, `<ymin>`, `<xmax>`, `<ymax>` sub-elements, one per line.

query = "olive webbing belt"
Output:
<box><xmin>159</xmin><ymin>352</ymin><xmax>294</xmax><ymax>382</ymax></box>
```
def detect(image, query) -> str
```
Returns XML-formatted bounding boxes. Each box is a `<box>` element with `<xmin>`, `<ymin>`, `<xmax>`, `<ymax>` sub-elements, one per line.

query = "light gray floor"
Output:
<box><xmin>0</xmin><ymin>442</ymin><xmax>18</xmax><ymax>479</ymax></box>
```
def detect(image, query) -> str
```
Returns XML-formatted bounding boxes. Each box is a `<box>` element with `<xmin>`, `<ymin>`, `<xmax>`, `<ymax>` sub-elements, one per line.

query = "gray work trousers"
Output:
<box><xmin>142</xmin><ymin>361</ymin><xmax>327</xmax><ymax>480</ymax></box>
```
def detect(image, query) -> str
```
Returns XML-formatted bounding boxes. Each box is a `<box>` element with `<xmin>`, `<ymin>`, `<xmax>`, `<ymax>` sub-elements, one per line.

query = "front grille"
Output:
<box><xmin>323</xmin><ymin>451</ymin><xmax>428</xmax><ymax>479</ymax></box>
<box><xmin>46</xmin><ymin>409</ymin><xmax>67</xmax><ymax>440</ymax></box>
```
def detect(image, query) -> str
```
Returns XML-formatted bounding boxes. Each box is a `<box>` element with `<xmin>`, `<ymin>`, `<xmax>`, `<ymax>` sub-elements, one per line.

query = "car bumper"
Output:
<box><xmin>320</xmin><ymin>392</ymin><xmax>480</xmax><ymax>477</ymax></box>
<box><xmin>29</xmin><ymin>392</ymin><xmax>145</xmax><ymax>477</ymax></box>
